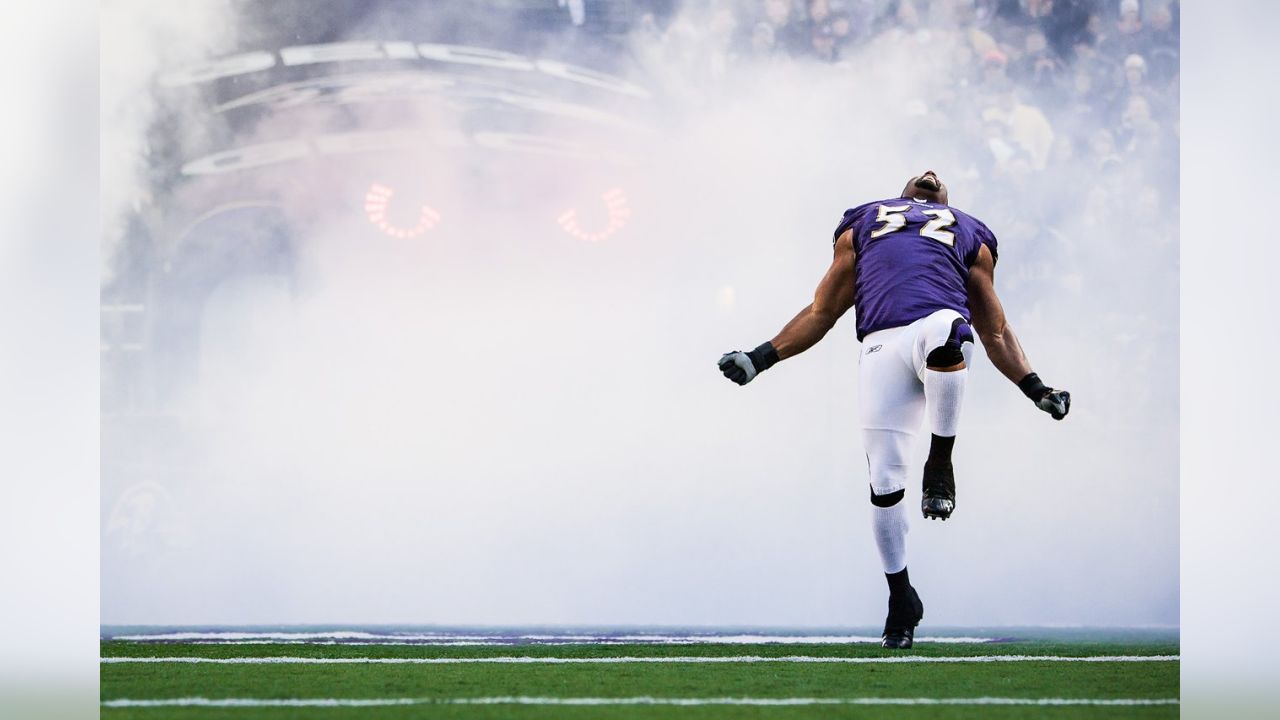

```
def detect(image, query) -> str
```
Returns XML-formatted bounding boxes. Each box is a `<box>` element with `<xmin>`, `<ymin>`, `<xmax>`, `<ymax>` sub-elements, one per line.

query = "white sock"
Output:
<box><xmin>924</xmin><ymin>368</ymin><xmax>967</xmax><ymax>437</ymax></box>
<box><xmin>872</xmin><ymin>502</ymin><xmax>909</xmax><ymax>574</ymax></box>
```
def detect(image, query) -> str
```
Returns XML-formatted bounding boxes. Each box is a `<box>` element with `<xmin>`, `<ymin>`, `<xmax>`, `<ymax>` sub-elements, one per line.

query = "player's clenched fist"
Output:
<box><xmin>1018</xmin><ymin>372</ymin><xmax>1071</xmax><ymax>420</ymax></box>
<box><xmin>718</xmin><ymin>342</ymin><xmax>780</xmax><ymax>386</ymax></box>
<box><xmin>718</xmin><ymin>351</ymin><xmax>757</xmax><ymax>385</ymax></box>
<box><xmin>1035</xmin><ymin>389</ymin><xmax>1071</xmax><ymax>419</ymax></box>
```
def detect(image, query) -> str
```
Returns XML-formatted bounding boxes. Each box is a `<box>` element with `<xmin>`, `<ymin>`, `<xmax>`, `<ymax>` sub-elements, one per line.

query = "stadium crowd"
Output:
<box><xmin>632</xmin><ymin>0</ymin><xmax>1178</xmax><ymax>222</ymax></box>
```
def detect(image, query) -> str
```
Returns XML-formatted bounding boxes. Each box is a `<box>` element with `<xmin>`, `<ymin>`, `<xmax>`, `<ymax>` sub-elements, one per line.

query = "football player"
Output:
<box><xmin>718</xmin><ymin>170</ymin><xmax>1070</xmax><ymax>649</ymax></box>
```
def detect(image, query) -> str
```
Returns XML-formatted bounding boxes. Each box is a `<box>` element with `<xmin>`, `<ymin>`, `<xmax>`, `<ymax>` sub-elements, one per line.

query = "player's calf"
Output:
<box><xmin>869</xmin><ymin>485</ymin><xmax>910</xmax><ymax>577</ymax></box>
<box><xmin>921</xmin><ymin>321</ymin><xmax>969</xmax><ymax>521</ymax></box>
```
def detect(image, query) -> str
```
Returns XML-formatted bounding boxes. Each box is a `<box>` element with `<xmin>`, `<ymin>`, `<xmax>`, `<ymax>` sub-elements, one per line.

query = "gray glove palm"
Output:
<box><xmin>718</xmin><ymin>351</ymin><xmax>759</xmax><ymax>385</ymax></box>
<box><xmin>1019</xmin><ymin>372</ymin><xmax>1070</xmax><ymax>420</ymax></box>
<box><xmin>718</xmin><ymin>342</ymin><xmax>779</xmax><ymax>386</ymax></box>
<box><xmin>1035</xmin><ymin>388</ymin><xmax>1071</xmax><ymax>420</ymax></box>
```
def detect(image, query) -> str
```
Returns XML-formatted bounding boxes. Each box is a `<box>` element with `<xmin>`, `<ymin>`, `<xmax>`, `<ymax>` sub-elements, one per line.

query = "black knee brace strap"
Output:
<box><xmin>926</xmin><ymin>344</ymin><xmax>964</xmax><ymax>367</ymax></box>
<box><xmin>925</xmin><ymin>318</ymin><xmax>974</xmax><ymax>367</ymax></box>
<box><xmin>870</xmin><ymin>486</ymin><xmax>905</xmax><ymax>507</ymax></box>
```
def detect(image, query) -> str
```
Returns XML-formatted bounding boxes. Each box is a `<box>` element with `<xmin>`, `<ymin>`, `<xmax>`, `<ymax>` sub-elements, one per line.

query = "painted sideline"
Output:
<box><xmin>108</xmin><ymin>631</ymin><xmax>997</xmax><ymax>645</ymax></box>
<box><xmin>101</xmin><ymin>654</ymin><xmax>1179</xmax><ymax>665</ymax></box>
<box><xmin>102</xmin><ymin>696</ymin><xmax>1181</xmax><ymax>708</ymax></box>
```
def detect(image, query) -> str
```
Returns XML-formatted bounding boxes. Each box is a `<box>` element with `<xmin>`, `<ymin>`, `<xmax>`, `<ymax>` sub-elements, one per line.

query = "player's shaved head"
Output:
<box><xmin>902</xmin><ymin>170</ymin><xmax>948</xmax><ymax>205</ymax></box>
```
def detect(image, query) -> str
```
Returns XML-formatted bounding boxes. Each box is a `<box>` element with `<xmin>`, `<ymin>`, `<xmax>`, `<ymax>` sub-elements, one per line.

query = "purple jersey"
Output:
<box><xmin>833</xmin><ymin>197</ymin><xmax>998</xmax><ymax>340</ymax></box>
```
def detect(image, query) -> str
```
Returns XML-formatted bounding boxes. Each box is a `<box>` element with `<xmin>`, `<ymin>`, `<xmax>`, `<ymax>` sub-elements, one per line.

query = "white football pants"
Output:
<box><xmin>859</xmin><ymin>308</ymin><xmax>975</xmax><ymax>496</ymax></box>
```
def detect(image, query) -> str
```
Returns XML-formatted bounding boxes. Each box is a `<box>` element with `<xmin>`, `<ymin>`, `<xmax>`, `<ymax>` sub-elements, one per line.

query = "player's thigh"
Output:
<box><xmin>858</xmin><ymin>333</ymin><xmax>922</xmax><ymax>494</ymax></box>
<box><xmin>859</xmin><ymin>330</ymin><xmax>925</xmax><ymax>433</ymax></box>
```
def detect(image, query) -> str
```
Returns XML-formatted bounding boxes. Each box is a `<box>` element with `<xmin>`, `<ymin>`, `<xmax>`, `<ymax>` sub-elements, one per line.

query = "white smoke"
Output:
<box><xmin>100</xmin><ymin>0</ymin><xmax>237</xmax><ymax>280</ymax></box>
<box><xmin>102</xmin><ymin>2</ymin><xmax>1177</xmax><ymax>629</ymax></box>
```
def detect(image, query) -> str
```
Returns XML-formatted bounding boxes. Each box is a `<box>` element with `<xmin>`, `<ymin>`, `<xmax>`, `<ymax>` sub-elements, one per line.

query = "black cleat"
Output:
<box><xmin>881</xmin><ymin>585</ymin><xmax>924</xmax><ymax>649</ymax></box>
<box><xmin>921</xmin><ymin>460</ymin><xmax>956</xmax><ymax>520</ymax></box>
<box><xmin>922</xmin><ymin>496</ymin><xmax>953</xmax><ymax>520</ymax></box>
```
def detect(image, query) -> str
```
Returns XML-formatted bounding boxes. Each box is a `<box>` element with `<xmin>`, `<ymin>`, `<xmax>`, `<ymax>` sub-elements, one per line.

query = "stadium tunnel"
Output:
<box><xmin>102</xmin><ymin>1</ymin><xmax>660</xmax><ymax>417</ymax></box>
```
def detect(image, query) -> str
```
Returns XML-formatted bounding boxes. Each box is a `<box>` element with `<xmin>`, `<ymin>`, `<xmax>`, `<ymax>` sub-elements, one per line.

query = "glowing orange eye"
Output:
<box><xmin>557</xmin><ymin>188</ymin><xmax>631</xmax><ymax>242</ymax></box>
<box><xmin>365</xmin><ymin>183</ymin><xmax>441</xmax><ymax>238</ymax></box>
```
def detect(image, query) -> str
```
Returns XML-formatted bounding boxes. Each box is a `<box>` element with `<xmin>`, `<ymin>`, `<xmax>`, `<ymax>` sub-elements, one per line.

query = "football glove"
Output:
<box><xmin>1018</xmin><ymin>372</ymin><xmax>1071</xmax><ymax>420</ymax></box>
<box><xmin>718</xmin><ymin>342</ymin><xmax>780</xmax><ymax>386</ymax></box>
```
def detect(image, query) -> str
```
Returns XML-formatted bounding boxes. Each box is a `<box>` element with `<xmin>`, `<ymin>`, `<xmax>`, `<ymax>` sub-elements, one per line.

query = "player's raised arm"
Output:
<box><xmin>965</xmin><ymin>244</ymin><xmax>1071</xmax><ymax>419</ymax></box>
<box><xmin>718</xmin><ymin>228</ymin><xmax>857</xmax><ymax>386</ymax></box>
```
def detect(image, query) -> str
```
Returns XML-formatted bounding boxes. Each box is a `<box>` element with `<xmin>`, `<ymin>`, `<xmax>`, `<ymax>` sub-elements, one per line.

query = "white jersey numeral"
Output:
<box><xmin>869</xmin><ymin>204</ymin><xmax>958</xmax><ymax>246</ymax></box>
<box><xmin>920</xmin><ymin>208</ymin><xmax>957</xmax><ymax>246</ymax></box>
<box><xmin>869</xmin><ymin>204</ymin><xmax>910</xmax><ymax>238</ymax></box>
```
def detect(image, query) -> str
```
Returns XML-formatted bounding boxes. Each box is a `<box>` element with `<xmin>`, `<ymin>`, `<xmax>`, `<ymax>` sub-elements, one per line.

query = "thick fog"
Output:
<box><xmin>101</xmin><ymin>0</ymin><xmax>1178</xmax><ymax>628</ymax></box>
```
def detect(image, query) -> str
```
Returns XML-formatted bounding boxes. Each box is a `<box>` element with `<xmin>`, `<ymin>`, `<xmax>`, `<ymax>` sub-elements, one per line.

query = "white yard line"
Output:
<box><xmin>101</xmin><ymin>654</ymin><xmax>1179</xmax><ymax>665</ymax></box>
<box><xmin>101</xmin><ymin>696</ymin><xmax>1180</xmax><ymax>708</ymax></box>
<box><xmin>108</xmin><ymin>632</ymin><xmax>997</xmax><ymax>644</ymax></box>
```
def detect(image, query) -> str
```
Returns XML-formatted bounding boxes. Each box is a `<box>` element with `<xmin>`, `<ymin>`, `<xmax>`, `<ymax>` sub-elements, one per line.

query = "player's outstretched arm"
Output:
<box><xmin>718</xmin><ymin>229</ymin><xmax>857</xmax><ymax>386</ymax></box>
<box><xmin>966</xmin><ymin>244</ymin><xmax>1071</xmax><ymax>419</ymax></box>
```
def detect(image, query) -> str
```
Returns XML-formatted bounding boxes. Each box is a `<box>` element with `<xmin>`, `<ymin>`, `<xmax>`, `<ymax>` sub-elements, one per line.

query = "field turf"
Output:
<box><xmin>100</xmin><ymin>629</ymin><xmax>1179</xmax><ymax>719</ymax></box>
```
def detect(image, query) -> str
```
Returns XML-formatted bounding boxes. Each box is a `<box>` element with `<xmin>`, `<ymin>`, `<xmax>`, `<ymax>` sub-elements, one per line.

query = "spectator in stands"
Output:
<box><xmin>1116</xmin><ymin>94</ymin><xmax>1175</xmax><ymax>181</ymax></box>
<box><xmin>1144</xmin><ymin>1</ymin><xmax>1178</xmax><ymax>83</ymax></box>
<box><xmin>829</xmin><ymin>12</ymin><xmax>853</xmax><ymax>45</ymax></box>
<box><xmin>894</xmin><ymin>0</ymin><xmax>923</xmax><ymax>33</ymax></box>
<box><xmin>807</xmin><ymin>0</ymin><xmax>832</xmax><ymax>27</ymax></box>
<box><xmin>811</xmin><ymin>20</ymin><xmax>839</xmax><ymax>61</ymax></box>
<box><xmin>1051</xmin><ymin>65</ymin><xmax>1100</xmax><ymax>146</ymax></box>
<box><xmin>1088</xmin><ymin>128</ymin><xmax>1123</xmax><ymax>172</ymax></box>
<box><xmin>834</xmin><ymin>0</ymin><xmax>877</xmax><ymax>47</ymax></box>
<box><xmin>1038</xmin><ymin>0</ymin><xmax>1094</xmax><ymax>60</ymax></box>
<box><xmin>1041</xmin><ymin>134</ymin><xmax>1087</xmax><ymax>222</ymax></box>
<box><xmin>1123</xmin><ymin>52</ymin><xmax>1147</xmax><ymax>91</ymax></box>
<box><xmin>796</xmin><ymin>0</ymin><xmax>852</xmax><ymax>61</ymax></box>
<box><xmin>748</xmin><ymin>21</ymin><xmax>778</xmax><ymax>56</ymax></box>
<box><xmin>981</xmin><ymin>113</ymin><xmax>1017</xmax><ymax>173</ymax></box>
<box><xmin>1100</xmin><ymin>0</ymin><xmax>1146</xmax><ymax>59</ymax></box>
<box><xmin>1148</xmin><ymin>1</ymin><xmax>1177</xmax><ymax>49</ymax></box>
<box><xmin>1083</xmin><ymin>10</ymin><xmax>1106</xmax><ymax>48</ymax></box>
<box><xmin>1119</xmin><ymin>94</ymin><xmax>1159</xmax><ymax>148</ymax></box>
<box><xmin>1114</xmin><ymin>52</ymin><xmax>1172</xmax><ymax>124</ymax></box>
<box><xmin>982</xmin><ymin>89</ymin><xmax>1055</xmax><ymax>170</ymax></box>
<box><xmin>1010</xmin><ymin>29</ymin><xmax>1065</xmax><ymax>106</ymax></box>
<box><xmin>760</xmin><ymin>0</ymin><xmax>809</xmax><ymax>55</ymax></box>
<box><xmin>981</xmin><ymin>47</ymin><xmax>1010</xmax><ymax>86</ymax></box>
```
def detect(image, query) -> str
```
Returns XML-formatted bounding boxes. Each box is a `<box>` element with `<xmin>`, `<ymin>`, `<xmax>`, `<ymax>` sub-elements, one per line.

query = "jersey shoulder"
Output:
<box><xmin>947</xmin><ymin>206</ymin><xmax>999</xmax><ymax>264</ymax></box>
<box><xmin>832</xmin><ymin>198</ymin><xmax>904</xmax><ymax>245</ymax></box>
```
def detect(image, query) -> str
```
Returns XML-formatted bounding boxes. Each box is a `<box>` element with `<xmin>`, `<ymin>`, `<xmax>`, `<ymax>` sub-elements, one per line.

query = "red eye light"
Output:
<box><xmin>557</xmin><ymin>188</ymin><xmax>631</xmax><ymax>242</ymax></box>
<box><xmin>365</xmin><ymin>183</ymin><xmax>441</xmax><ymax>238</ymax></box>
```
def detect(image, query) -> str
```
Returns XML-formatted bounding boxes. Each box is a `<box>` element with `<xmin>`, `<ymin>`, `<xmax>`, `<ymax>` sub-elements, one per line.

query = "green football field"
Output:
<box><xmin>100</xmin><ymin>628</ymin><xmax>1179</xmax><ymax>719</ymax></box>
